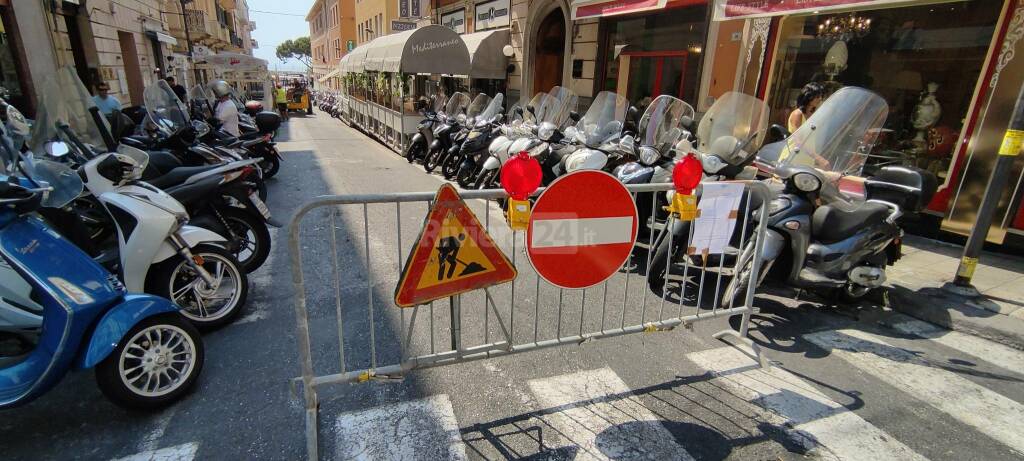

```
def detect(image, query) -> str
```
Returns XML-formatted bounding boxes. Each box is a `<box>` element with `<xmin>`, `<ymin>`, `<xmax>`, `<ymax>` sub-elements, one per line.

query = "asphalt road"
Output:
<box><xmin>3</xmin><ymin>113</ymin><xmax>1024</xmax><ymax>461</ymax></box>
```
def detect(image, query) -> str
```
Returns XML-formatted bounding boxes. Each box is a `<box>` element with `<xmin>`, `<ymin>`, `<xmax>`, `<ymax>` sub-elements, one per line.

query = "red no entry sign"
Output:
<box><xmin>527</xmin><ymin>170</ymin><xmax>639</xmax><ymax>289</ymax></box>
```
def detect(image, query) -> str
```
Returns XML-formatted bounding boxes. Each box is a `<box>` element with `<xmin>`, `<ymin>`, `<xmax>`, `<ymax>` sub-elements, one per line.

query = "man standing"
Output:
<box><xmin>275</xmin><ymin>83</ymin><xmax>289</xmax><ymax>121</ymax></box>
<box><xmin>165</xmin><ymin>76</ymin><xmax>188</xmax><ymax>102</ymax></box>
<box><xmin>92</xmin><ymin>82</ymin><xmax>121</xmax><ymax>115</ymax></box>
<box><xmin>211</xmin><ymin>80</ymin><xmax>240</xmax><ymax>136</ymax></box>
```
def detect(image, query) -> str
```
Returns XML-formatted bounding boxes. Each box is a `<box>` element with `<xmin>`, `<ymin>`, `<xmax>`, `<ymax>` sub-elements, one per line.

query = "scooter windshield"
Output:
<box><xmin>144</xmin><ymin>80</ymin><xmax>191</xmax><ymax>137</ymax></box>
<box><xmin>544</xmin><ymin>86</ymin><xmax>578</xmax><ymax>128</ymax></box>
<box><xmin>21</xmin><ymin>153</ymin><xmax>83</xmax><ymax>208</ymax></box>
<box><xmin>574</xmin><ymin>91</ymin><xmax>629</xmax><ymax>148</ymax></box>
<box><xmin>28</xmin><ymin>67</ymin><xmax>110</xmax><ymax>155</ymax></box>
<box><xmin>638</xmin><ymin>95</ymin><xmax>694</xmax><ymax>153</ymax></box>
<box><xmin>444</xmin><ymin>92</ymin><xmax>470</xmax><ymax>116</ymax></box>
<box><xmin>778</xmin><ymin>86</ymin><xmax>888</xmax><ymax>180</ymax></box>
<box><xmin>475</xmin><ymin>93</ymin><xmax>504</xmax><ymax>126</ymax></box>
<box><xmin>695</xmin><ymin>91</ymin><xmax>769</xmax><ymax>165</ymax></box>
<box><xmin>430</xmin><ymin>94</ymin><xmax>448</xmax><ymax>114</ymax></box>
<box><xmin>466</xmin><ymin>94</ymin><xmax>492</xmax><ymax>119</ymax></box>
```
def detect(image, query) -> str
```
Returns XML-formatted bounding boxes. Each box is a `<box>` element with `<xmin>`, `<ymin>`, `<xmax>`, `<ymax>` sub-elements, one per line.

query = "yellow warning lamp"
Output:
<box><xmin>667</xmin><ymin>154</ymin><xmax>702</xmax><ymax>221</ymax></box>
<box><xmin>500</xmin><ymin>151</ymin><xmax>542</xmax><ymax>230</ymax></box>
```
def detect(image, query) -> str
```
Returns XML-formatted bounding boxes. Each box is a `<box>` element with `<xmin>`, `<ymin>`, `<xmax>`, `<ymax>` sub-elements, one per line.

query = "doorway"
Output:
<box><xmin>532</xmin><ymin>8</ymin><xmax>565</xmax><ymax>96</ymax></box>
<box><xmin>117</xmin><ymin>31</ymin><xmax>145</xmax><ymax>105</ymax></box>
<box><xmin>619</xmin><ymin>51</ymin><xmax>688</xmax><ymax>109</ymax></box>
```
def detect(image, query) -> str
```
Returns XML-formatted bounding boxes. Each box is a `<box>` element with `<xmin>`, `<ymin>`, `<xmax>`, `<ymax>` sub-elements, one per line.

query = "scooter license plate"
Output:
<box><xmin>249</xmin><ymin>192</ymin><xmax>272</xmax><ymax>219</ymax></box>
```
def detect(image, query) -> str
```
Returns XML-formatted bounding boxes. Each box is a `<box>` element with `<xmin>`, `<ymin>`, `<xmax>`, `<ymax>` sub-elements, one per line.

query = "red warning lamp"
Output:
<box><xmin>672</xmin><ymin>154</ymin><xmax>703</xmax><ymax>195</ymax></box>
<box><xmin>500</xmin><ymin>152</ymin><xmax>542</xmax><ymax>200</ymax></box>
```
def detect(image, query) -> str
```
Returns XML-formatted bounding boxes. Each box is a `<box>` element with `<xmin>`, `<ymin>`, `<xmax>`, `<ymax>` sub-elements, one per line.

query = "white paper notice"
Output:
<box><xmin>689</xmin><ymin>182</ymin><xmax>745</xmax><ymax>255</ymax></box>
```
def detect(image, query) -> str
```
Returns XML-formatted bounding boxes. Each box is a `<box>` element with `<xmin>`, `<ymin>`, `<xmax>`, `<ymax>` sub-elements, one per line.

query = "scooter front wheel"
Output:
<box><xmin>95</xmin><ymin>313</ymin><xmax>204</xmax><ymax>410</ymax></box>
<box><xmin>147</xmin><ymin>244</ymin><xmax>249</xmax><ymax>330</ymax></box>
<box><xmin>424</xmin><ymin>149</ymin><xmax>442</xmax><ymax>173</ymax></box>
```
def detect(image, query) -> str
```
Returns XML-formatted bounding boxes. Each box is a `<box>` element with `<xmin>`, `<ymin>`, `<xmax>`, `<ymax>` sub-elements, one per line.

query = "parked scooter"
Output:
<box><xmin>722</xmin><ymin>87</ymin><xmax>937</xmax><ymax>305</ymax></box>
<box><xmin>0</xmin><ymin>131</ymin><xmax>204</xmax><ymax>410</ymax></box>
<box><xmin>646</xmin><ymin>91</ymin><xmax>771</xmax><ymax>295</ymax></box>
<box><xmin>612</xmin><ymin>95</ymin><xmax>695</xmax><ymax>240</ymax></box>
<box><xmin>559</xmin><ymin>91</ymin><xmax>632</xmax><ymax>174</ymax></box>
<box><xmin>28</xmin><ymin>69</ymin><xmax>249</xmax><ymax>329</ymax></box>
<box><xmin>455</xmin><ymin>93</ymin><xmax>504</xmax><ymax>188</ymax></box>
<box><xmin>423</xmin><ymin>92</ymin><xmax>470</xmax><ymax>174</ymax></box>
<box><xmin>405</xmin><ymin>95</ymin><xmax>447</xmax><ymax>164</ymax></box>
<box><xmin>440</xmin><ymin>93</ymin><xmax>493</xmax><ymax>180</ymax></box>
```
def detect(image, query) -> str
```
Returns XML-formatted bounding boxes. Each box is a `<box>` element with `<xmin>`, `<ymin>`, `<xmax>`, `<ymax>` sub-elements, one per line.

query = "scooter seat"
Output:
<box><xmin>164</xmin><ymin>175</ymin><xmax>223</xmax><ymax>207</ymax></box>
<box><xmin>812</xmin><ymin>201</ymin><xmax>891</xmax><ymax>244</ymax></box>
<box><xmin>147</xmin><ymin>164</ymin><xmax>223</xmax><ymax>189</ymax></box>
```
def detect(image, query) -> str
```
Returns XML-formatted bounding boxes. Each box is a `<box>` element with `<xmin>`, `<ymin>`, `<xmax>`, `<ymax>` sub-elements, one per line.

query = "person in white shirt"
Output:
<box><xmin>210</xmin><ymin>80</ymin><xmax>240</xmax><ymax>137</ymax></box>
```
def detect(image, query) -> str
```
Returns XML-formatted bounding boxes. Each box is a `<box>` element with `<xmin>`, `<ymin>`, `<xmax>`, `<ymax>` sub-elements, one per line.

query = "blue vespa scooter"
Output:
<box><xmin>0</xmin><ymin>134</ymin><xmax>204</xmax><ymax>410</ymax></box>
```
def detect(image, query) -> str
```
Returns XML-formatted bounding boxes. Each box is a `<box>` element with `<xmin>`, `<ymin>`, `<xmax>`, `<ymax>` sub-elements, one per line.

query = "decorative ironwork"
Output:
<box><xmin>991</xmin><ymin>4</ymin><xmax>1024</xmax><ymax>89</ymax></box>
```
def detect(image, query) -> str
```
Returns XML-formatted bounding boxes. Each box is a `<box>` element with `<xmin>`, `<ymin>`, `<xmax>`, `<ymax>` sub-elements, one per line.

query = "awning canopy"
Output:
<box><xmin>319</xmin><ymin>67</ymin><xmax>341</xmax><ymax>82</ymax></box>
<box><xmin>462</xmin><ymin>29</ymin><xmax>510</xmax><ymax>79</ymax></box>
<box><xmin>342</xmin><ymin>43</ymin><xmax>371</xmax><ymax>74</ymax></box>
<box><xmin>712</xmin><ymin>0</ymin><xmax>917</xmax><ymax>21</ymax></box>
<box><xmin>196</xmin><ymin>53</ymin><xmax>268</xmax><ymax>72</ymax></box>
<box><xmin>349</xmin><ymin>25</ymin><xmax>470</xmax><ymax>75</ymax></box>
<box><xmin>146</xmin><ymin>31</ymin><xmax>178</xmax><ymax>46</ymax></box>
<box><xmin>571</xmin><ymin>0</ymin><xmax>668</xmax><ymax>20</ymax></box>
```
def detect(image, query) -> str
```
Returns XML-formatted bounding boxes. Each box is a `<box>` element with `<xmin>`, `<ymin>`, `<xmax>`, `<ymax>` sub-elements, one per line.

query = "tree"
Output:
<box><xmin>276</xmin><ymin>37</ymin><xmax>312</xmax><ymax>69</ymax></box>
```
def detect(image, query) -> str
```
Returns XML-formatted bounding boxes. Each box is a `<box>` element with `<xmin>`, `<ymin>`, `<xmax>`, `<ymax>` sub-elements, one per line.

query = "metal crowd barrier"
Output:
<box><xmin>288</xmin><ymin>181</ymin><xmax>772</xmax><ymax>460</ymax></box>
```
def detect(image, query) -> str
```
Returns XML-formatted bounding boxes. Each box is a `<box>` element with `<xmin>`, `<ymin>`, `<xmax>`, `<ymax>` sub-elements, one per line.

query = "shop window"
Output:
<box><xmin>766</xmin><ymin>1</ymin><xmax>1002</xmax><ymax>177</ymax></box>
<box><xmin>599</xmin><ymin>5</ymin><xmax>707</xmax><ymax>106</ymax></box>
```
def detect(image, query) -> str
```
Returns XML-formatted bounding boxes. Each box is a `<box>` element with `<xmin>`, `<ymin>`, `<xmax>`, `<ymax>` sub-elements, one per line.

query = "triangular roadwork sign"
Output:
<box><xmin>394</xmin><ymin>184</ymin><xmax>517</xmax><ymax>307</ymax></box>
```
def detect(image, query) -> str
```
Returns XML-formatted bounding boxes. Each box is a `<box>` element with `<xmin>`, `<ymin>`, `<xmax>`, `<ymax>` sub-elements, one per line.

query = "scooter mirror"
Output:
<box><xmin>626</xmin><ymin>106</ymin><xmax>639</xmax><ymax>123</ymax></box>
<box><xmin>526</xmin><ymin>105</ymin><xmax>535</xmax><ymax>115</ymax></box>
<box><xmin>569</xmin><ymin>111</ymin><xmax>581</xmax><ymax>122</ymax></box>
<box><xmin>680</xmin><ymin>115</ymin><xmax>695</xmax><ymax>131</ymax></box>
<box><xmin>46</xmin><ymin>141</ymin><xmax>70</xmax><ymax>158</ymax></box>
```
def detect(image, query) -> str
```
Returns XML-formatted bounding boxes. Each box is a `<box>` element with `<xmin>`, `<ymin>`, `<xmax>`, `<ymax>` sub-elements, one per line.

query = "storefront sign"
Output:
<box><xmin>572</xmin><ymin>0</ymin><xmax>668</xmax><ymax>20</ymax></box>
<box><xmin>399</xmin><ymin>0</ymin><xmax>410</xmax><ymax>18</ymax></box>
<box><xmin>441</xmin><ymin>9</ymin><xmax>466</xmax><ymax>34</ymax></box>
<box><xmin>392</xmin><ymin>20</ymin><xmax>417</xmax><ymax>32</ymax></box>
<box><xmin>412</xmin><ymin>0</ymin><xmax>421</xmax><ymax>17</ymax></box>
<box><xmin>475</xmin><ymin>0</ymin><xmax>510</xmax><ymax>31</ymax></box>
<box><xmin>713</xmin><ymin>0</ymin><xmax>918</xmax><ymax>21</ymax></box>
<box><xmin>347</xmin><ymin>40</ymin><xmax>355</xmax><ymax>52</ymax></box>
<box><xmin>411</xmin><ymin>38</ymin><xmax>462</xmax><ymax>55</ymax></box>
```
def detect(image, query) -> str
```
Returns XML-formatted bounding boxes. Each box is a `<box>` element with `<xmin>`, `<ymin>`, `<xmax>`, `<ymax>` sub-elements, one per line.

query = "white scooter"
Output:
<box><xmin>70</xmin><ymin>143</ymin><xmax>249</xmax><ymax>329</ymax></box>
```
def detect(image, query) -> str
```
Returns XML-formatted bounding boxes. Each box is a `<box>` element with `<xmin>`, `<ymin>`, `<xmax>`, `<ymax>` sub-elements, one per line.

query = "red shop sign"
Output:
<box><xmin>713</xmin><ymin>0</ymin><xmax>918</xmax><ymax>21</ymax></box>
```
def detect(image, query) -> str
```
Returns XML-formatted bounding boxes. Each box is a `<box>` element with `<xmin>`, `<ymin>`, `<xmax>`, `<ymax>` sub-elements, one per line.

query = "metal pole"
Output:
<box><xmin>180</xmin><ymin>0</ymin><xmax>202</xmax><ymax>85</ymax></box>
<box><xmin>954</xmin><ymin>83</ymin><xmax>1024</xmax><ymax>287</ymax></box>
<box><xmin>450</xmin><ymin>295</ymin><xmax>462</xmax><ymax>354</ymax></box>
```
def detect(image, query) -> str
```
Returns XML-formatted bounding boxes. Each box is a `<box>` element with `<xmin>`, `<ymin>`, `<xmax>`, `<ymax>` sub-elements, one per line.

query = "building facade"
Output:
<box><xmin>308</xmin><ymin>0</ymin><xmax>358</xmax><ymax>84</ymax></box>
<box><xmin>162</xmin><ymin>0</ymin><xmax>259</xmax><ymax>86</ymax></box>
<box><xmin>355</xmin><ymin>0</ymin><xmax>401</xmax><ymax>45</ymax></box>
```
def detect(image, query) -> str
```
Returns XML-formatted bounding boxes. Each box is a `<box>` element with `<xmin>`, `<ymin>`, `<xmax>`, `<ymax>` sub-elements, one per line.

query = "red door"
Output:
<box><xmin>622</xmin><ymin>51</ymin><xmax>688</xmax><ymax>106</ymax></box>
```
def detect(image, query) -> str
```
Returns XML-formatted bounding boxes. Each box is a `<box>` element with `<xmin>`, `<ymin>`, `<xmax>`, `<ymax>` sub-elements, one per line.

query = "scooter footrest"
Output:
<box><xmin>797</xmin><ymin>268</ymin><xmax>845</xmax><ymax>287</ymax></box>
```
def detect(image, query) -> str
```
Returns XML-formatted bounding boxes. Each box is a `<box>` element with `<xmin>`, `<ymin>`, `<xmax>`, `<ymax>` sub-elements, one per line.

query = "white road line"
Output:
<box><xmin>110</xmin><ymin>442</ymin><xmax>197</xmax><ymax>461</ymax></box>
<box><xmin>805</xmin><ymin>329</ymin><xmax>1024</xmax><ymax>455</ymax></box>
<box><xmin>527</xmin><ymin>367</ymin><xmax>695</xmax><ymax>461</ymax></box>
<box><xmin>136</xmin><ymin>408</ymin><xmax>177</xmax><ymax>453</ymax></box>
<box><xmin>886</xmin><ymin>315</ymin><xmax>1024</xmax><ymax>373</ymax></box>
<box><xmin>333</xmin><ymin>394</ymin><xmax>468</xmax><ymax>460</ymax></box>
<box><xmin>687</xmin><ymin>347</ymin><xmax>927</xmax><ymax>461</ymax></box>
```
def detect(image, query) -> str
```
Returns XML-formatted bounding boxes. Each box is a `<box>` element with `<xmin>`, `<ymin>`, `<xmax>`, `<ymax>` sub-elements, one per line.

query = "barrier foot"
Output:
<box><xmin>712</xmin><ymin>329</ymin><xmax>770</xmax><ymax>370</ymax></box>
<box><xmin>305</xmin><ymin>393</ymin><xmax>320</xmax><ymax>461</ymax></box>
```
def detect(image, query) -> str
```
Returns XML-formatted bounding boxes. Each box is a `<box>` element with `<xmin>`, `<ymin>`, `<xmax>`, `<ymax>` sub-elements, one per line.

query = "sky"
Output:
<box><xmin>247</xmin><ymin>0</ymin><xmax>316</xmax><ymax>72</ymax></box>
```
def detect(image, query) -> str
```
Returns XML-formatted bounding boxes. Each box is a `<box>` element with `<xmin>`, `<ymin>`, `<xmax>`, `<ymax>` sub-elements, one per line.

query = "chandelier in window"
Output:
<box><xmin>816</xmin><ymin>14</ymin><xmax>872</xmax><ymax>41</ymax></box>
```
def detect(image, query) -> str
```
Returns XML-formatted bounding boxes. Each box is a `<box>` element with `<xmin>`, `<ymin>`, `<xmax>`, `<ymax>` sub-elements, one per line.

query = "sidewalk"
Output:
<box><xmin>884</xmin><ymin>235</ymin><xmax>1024</xmax><ymax>350</ymax></box>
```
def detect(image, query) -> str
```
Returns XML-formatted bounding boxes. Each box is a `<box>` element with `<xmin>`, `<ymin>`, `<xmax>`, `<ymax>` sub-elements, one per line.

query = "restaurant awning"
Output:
<box><xmin>357</xmin><ymin>25</ymin><xmax>470</xmax><ymax>75</ymax></box>
<box><xmin>461</xmin><ymin>29</ymin><xmax>510</xmax><ymax>79</ymax></box>
<box><xmin>196</xmin><ymin>53</ymin><xmax>268</xmax><ymax>72</ymax></box>
<box><xmin>319</xmin><ymin>67</ymin><xmax>341</xmax><ymax>83</ymax></box>
<box><xmin>343</xmin><ymin>43</ymin><xmax>371</xmax><ymax>74</ymax></box>
<box><xmin>570</xmin><ymin>0</ymin><xmax>668</xmax><ymax>20</ymax></box>
<box><xmin>146</xmin><ymin>31</ymin><xmax>178</xmax><ymax>46</ymax></box>
<box><xmin>712</xmin><ymin>0</ymin><xmax>919</xmax><ymax>21</ymax></box>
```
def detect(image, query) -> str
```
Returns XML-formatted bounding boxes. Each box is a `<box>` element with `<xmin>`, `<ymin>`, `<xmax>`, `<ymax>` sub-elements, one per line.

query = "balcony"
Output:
<box><xmin>251</xmin><ymin>39</ymin><xmax>259</xmax><ymax>49</ymax></box>
<box><xmin>185</xmin><ymin>9</ymin><xmax>210</xmax><ymax>38</ymax></box>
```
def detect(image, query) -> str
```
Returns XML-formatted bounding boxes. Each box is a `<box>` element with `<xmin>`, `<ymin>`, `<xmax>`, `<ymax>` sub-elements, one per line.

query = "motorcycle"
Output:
<box><xmin>559</xmin><ymin>91</ymin><xmax>632</xmax><ymax>175</ymax></box>
<box><xmin>28</xmin><ymin>68</ymin><xmax>249</xmax><ymax>329</ymax></box>
<box><xmin>0</xmin><ymin>129</ymin><xmax>204</xmax><ymax>410</ymax></box>
<box><xmin>405</xmin><ymin>95</ymin><xmax>447</xmax><ymax>164</ymax></box>
<box><xmin>455</xmin><ymin>93</ymin><xmax>504</xmax><ymax>188</ymax></box>
<box><xmin>440</xmin><ymin>93</ymin><xmax>493</xmax><ymax>180</ymax></box>
<box><xmin>723</xmin><ymin>86</ymin><xmax>937</xmax><ymax>305</ymax></box>
<box><xmin>612</xmin><ymin>95</ymin><xmax>695</xmax><ymax>241</ymax></box>
<box><xmin>423</xmin><ymin>92</ymin><xmax>469</xmax><ymax>174</ymax></box>
<box><xmin>646</xmin><ymin>91</ymin><xmax>771</xmax><ymax>295</ymax></box>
